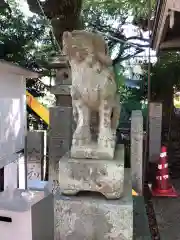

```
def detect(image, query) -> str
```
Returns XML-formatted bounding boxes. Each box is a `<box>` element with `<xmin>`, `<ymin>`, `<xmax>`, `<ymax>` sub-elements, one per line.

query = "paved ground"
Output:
<box><xmin>152</xmin><ymin>179</ymin><xmax>180</xmax><ymax>240</ymax></box>
<box><xmin>133</xmin><ymin>196</ymin><xmax>151</xmax><ymax>239</ymax></box>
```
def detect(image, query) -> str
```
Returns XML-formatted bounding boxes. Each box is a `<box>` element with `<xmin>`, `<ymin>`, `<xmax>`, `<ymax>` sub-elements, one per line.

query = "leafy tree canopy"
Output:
<box><xmin>0</xmin><ymin>0</ymin><xmax>161</xmax><ymax>126</ymax></box>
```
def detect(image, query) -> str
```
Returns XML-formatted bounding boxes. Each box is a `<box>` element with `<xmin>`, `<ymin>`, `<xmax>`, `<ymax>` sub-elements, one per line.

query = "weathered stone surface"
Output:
<box><xmin>27</xmin><ymin>163</ymin><xmax>41</xmax><ymax>180</ymax></box>
<box><xmin>26</xmin><ymin>131</ymin><xmax>45</xmax><ymax>181</ymax></box>
<box><xmin>90</xmin><ymin>111</ymin><xmax>99</xmax><ymax>141</ymax></box>
<box><xmin>50</xmin><ymin>84</ymin><xmax>71</xmax><ymax>95</ymax></box>
<box><xmin>55</xmin><ymin>169</ymin><xmax>132</xmax><ymax>240</ymax></box>
<box><xmin>56</xmin><ymin>67</ymin><xmax>71</xmax><ymax>85</ymax></box>
<box><xmin>48</xmin><ymin>106</ymin><xmax>73</xmax><ymax>184</ymax></box>
<box><xmin>58</xmin><ymin>144</ymin><xmax>124</xmax><ymax>199</ymax></box>
<box><xmin>70</xmin><ymin>141</ymin><xmax>116</xmax><ymax>160</ymax></box>
<box><xmin>62</xmin><ymin>30</ymin><xmax>120</xmax><ymax>160</ymax></box>
<box><xmin>49</xmin><ymin>106</ymin><xmax>72</xmax><ymax>161</ymax></box>
<box><xmin>27</xmin><ymin>131</ymin><xmax>44</xmax><ymax>161</ymax></box>
<box><xmin>149</xmin><ymin>102</ymin><xmax>162</xmax><ymax>163</ymax></box>
<box><xmin>56</xmin><ymin>95</ymin><xmax>72</xmax><ymax>106</ymax></box>
<box><xmin>131</xmin><ymin>110</ymin><xmax>143</xmax><ymax>194</ymax></box>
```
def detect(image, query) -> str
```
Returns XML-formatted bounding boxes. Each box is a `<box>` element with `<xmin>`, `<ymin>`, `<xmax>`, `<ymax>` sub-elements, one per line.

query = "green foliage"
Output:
<box><xmin>119</xmin><ymin>51</ymin><xmax>180</xmax><ymax>124</ymax></box>
<box><xmin>132</xmin><ymin>52</ymin><xmax>180</xmax><ymax>102</ymax></box>
<box><xmin>131</xmin><ymin>0</ymin><xmax>156</xmax><ymax>17</ymax></box>
<box><xmin>82</xmin><ymin>0</ymin><xmax>145</xmax><ymax>67</ymax></box>
<box><xmin>113</xmin><ymin>63</ymin><xmax>125</xmax><ymax>90</ymax></box>
<box><xmin>82</xmin><ymin>0</ymin><xmax>150</xmax><ymax>107</ymax></box>
<box><xmin>0</xmin><ymin>1</ymin><xmax>42</xmax><ymax>66</ymax></box>
<box><xmin>83</xmin><ymin>0</ymin><xmax>156</xmax><ymax>16</ymax></box>
<box><xmin>123</xmin><ymin>99</ymin><xmax>141</xmax><ymax>112</ymax></box>
<box><xmin>83</xmin><ymin>0</ymin><xmax>128</xmax><ymax>17</ymax></box>
<box><xmin>0</xmin><ymin>0</ymin><xmax>158</xmax><ymax>127</ymax></box>
<box><xmin>0</xmin><ymin>0</ymin><xmax>55</xmax><ymax>95</ymax></box>
<box><xmin>0</xmin><ymin>0</ymin><xmax>57</xmax><ymax>126</ymax></box>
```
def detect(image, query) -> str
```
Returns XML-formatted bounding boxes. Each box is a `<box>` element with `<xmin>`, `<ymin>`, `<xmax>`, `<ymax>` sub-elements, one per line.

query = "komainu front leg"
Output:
<box><xmin>72</xmin><ymin>99</ymin><xmax>91</xmax><ymax>147</ymax></box>
<box><xmin>98</xmin><ymin>100</ymin><xmax>116</xmax><ymax>153</ymax></box>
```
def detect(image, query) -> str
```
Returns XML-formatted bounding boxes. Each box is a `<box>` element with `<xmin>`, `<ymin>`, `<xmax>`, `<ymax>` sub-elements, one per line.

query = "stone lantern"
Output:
<box><xmin>48</xmin><ymin>54</ymin><xmax>72</xmax><ymax>107</ymax></box>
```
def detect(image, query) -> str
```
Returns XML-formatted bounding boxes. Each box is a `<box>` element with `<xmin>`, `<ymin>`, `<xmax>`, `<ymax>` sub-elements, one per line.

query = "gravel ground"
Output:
<box><xmin>152</xmin><ymin>179</ymin><xmax>180</xmax><ymax>240</ymax></box>
<box><xmin>144</xmin><ymin>184</ymin><xmax>161</xmax><ymax>240</ymax></box>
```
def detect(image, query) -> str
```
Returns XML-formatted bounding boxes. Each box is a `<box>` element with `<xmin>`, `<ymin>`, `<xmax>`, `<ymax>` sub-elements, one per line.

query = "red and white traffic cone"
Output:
<box><xmin>151</xmin><ymin>146</ymin><xmax>179</xmax><ymax>197</ymax></box>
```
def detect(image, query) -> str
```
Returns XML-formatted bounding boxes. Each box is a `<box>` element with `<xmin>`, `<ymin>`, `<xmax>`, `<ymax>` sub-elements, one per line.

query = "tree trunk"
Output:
<box><xmin>27</xmin><ymin>0</ymin><xmax>83</xmax><ymax>45</ymax></box>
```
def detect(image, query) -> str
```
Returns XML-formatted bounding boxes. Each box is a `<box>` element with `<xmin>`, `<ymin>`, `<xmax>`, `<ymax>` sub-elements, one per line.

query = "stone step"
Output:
<box><xmin>54</xmin><ymin>168</ymin><xmax>132</xmax><ymax>240</ymax></box>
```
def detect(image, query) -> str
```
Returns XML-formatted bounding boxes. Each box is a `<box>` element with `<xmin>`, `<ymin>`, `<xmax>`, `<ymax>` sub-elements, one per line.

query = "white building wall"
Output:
<box><xmin>0</xmin><ymin>72</ymin><xmax>26</xmax><ymax>169</ymax></box>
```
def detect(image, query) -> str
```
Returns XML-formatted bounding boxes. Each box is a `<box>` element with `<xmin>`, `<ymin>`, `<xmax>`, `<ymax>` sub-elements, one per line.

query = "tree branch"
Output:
<box><xmin>127</xmin><ymin>36</ymin><xmax>150</xmax><ymax>42</ymax></box>
<box><xmin>113</xmin><ymin>49</ymin><xmax>144</xmax><ymax>66</ymax></box>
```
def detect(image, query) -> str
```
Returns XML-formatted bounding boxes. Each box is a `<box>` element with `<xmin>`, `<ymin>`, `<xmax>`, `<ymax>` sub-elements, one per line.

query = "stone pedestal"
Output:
<box><xmin>59</xmin><ymin>144</ymin><xmax>124</xmax><ymax>199</ymax></box>
<box><xmin>47</xmin><ymin>35</ymin><xmax>131</xmax><ymax>240</ymax></box>
<box><xmin>71</xmin><ymin>141</ymin><xmax>116</xmax><ymax>160</ymax></box>
<box><xmin>55</xmin><ymin>169</ymin><xmax>132</xmax><ymax>240</ymax></box>
<box><xmin>0</xmin><ymin>189</ymin><xmax>54</xmax><ymax>240</ymax></box>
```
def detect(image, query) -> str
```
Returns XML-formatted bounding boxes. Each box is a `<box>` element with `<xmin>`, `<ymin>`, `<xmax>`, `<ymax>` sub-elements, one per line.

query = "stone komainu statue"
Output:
<box><xmin>62</xmin><ymin>30</ymin><xmax>120</xmax><ymax>159</ymax></box>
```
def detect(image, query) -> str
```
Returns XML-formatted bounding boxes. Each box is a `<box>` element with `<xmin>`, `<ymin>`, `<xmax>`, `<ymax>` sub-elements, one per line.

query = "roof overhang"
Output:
<box><xmin>151</xmin><ymin>0</ymin><xmax>180</xmax><ymax>51</ymax></box>
<box><xmin>0</xmin><ymin>60</ymin><xmax>39</xmax><ymax>79</ymax></box>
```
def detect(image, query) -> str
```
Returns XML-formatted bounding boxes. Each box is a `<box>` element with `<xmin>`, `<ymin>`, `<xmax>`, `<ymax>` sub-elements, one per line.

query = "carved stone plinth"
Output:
<box><xmin>55</xmin><ymin>169</ymin><xmax>132</xmax><ymax>240</ymax></box>
<box><xmin>58</xmin><ymin>144</ymin><xmax>124</xmax><ymax>199</ymax></box>
<box><xmin>71</xmin><ymin>141</ymin><xmax>116</xmax><ymax>160</ymax></box>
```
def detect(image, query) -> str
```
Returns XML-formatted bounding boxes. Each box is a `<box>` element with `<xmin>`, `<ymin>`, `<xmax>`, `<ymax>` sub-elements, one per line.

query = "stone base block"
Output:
<box><xmin>71</xmin><ymin>141</ymin><xmax>115</xmax><ymax>160</ymax></box>
<box><xmin>55</xmin><ymin>169</ymin><xmax>132</xmax><ymax>240</ymax></box>
<box><xmin>0</xmin><ymin>189</ymin><xmax>54</xmax><ymax>240</ymax></box>
<box><xmin>58</xmin><ymin>144</ymin><xmax>124</xmax><ymax>199</ymax></box>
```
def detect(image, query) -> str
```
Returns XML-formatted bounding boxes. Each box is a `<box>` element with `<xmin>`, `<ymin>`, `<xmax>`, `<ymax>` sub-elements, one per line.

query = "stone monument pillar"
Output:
<box><xmin>26</xmin><ymin>131</ymin><xmax>45</xmax><ymax>182</ymax></box>
<box><xmin>149</xmin><ymin>102</ymin><xmax>162</xmax><ymax>163</ymax></box>
<box><xmin>50</xmin><ymin>30</ymin><xmax>133</xmax><ymax>239</ymax></box>
<box><xmin>148</xmin><ymin>102</ymin><xmax>162</xmax><ymax>183</ymax></box>
<box><xmin>131</xmin><ymin>110</ymin><xmax>143</xmax><ymax>194</ymax></box>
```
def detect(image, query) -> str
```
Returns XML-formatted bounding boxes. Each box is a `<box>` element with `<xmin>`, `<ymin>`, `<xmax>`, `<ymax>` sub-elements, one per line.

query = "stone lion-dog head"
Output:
<box><xmin>62</xmin><ymin>30</ymin><xmax>113</xmax><ymax>68</ymax></box>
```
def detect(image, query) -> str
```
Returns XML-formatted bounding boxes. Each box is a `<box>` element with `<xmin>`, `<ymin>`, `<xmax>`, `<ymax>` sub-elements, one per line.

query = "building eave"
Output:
<box><xmin>0</xmin><ymin>60</ymin><xmax>39</xmax><ymax>79</ymax></box>
<box><xmin>151</xmin><ymin>0</ymin><xmax>169</xmax><ymax>51</ymax></box>
<box><xmin>151</xmin><ymin>0</ymin><xmax>180</xmax><ymax>51</ymax></box>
